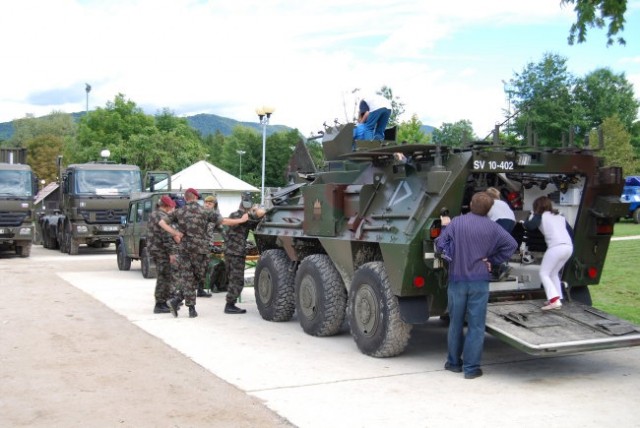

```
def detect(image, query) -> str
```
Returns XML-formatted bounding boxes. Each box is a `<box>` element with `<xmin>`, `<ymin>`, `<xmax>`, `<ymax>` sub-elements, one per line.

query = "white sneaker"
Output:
<box><xmin>542</xmin><ymin>300</ymin><xmax>562</xmax><ymax>310</ymax></box>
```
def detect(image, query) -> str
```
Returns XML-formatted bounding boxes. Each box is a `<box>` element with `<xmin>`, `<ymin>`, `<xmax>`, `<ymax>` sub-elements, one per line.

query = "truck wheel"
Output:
<box><xmin>141</xmin><ymin>247</ymin><xmax>157</xmax><ymax>279</ymax></box>
<box><xmin>348</xmin><ymin>261</ymin><xmax>412</xmax><ymax>357</ymax></box>
<box><xmin>295</xmin><ymin>254</ymin><xmax>347</xmax><ymax>337</ymax></box>
<box><xmin>117</xmin><ymin>242</ymin><xmax>132</xmax><ymax>271</ymax></box>
<box><xmin>68</xmin><ymin>234</ymin><xmax>79</xmax><ymax>255</ymax></box>
<box><xmin>254</xmin><ymin>249</ymin><xmax>295</xmax><ymax>322</ymax></box>
<box><xmin>58</xmin><ymin>227</ymin><xmax>67</xmax><ymax>253</ymax></box>
<box><xmin>16</xmin><ymin>243</ymin><xmax>31</xmax><ymax>258</ymax></box>
<box><xmin>633</xmin><ymin>208</ymin><xmax>640</xmax><ymax>224</ymax></box>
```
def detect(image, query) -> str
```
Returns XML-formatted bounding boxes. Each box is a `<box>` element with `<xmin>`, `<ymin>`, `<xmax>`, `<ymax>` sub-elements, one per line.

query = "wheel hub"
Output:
<box><xmin>355</xmin><ymin>285</ymin><xmax>378</xmax><ymax>337</ymax></box>
<box><xmin>299</xmin><ymin>277</ymin><xmax>317</xmax><ymax>319</ymax></box>
<box><xmin>257</xmin><ymin>270</ymin><xmax>273</xmax><ymax>303</ymax></box>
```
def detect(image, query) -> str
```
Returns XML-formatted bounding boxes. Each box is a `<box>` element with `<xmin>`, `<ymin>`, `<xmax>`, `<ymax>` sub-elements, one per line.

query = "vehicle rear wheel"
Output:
<box><xmin>295</xmin><ymin>254</ymin><xmax>347</xmax><ymax>337</ymax></box>
<box><xmin>254</xmin><ymin>249</ymin><xmax>295</xmax><ymax>322</ymax></box>
<box><xmin>117</xmin><ymin>242</ymin><xmax>132</xmax><ymax>271</ymax></box>
<box><xmin>141</xmin><ymin>247</ymin><xmax>157</xmax><ymax>279</ymax></box>
<box><xmin>633</xmin><ymin>207</ymin><xmax>640</xmax><ymax>224</ymax></box>
<box><xmin>347</xmin><ymin>261</ymin><xmax>412</xmax><ymax>357</ymax></box>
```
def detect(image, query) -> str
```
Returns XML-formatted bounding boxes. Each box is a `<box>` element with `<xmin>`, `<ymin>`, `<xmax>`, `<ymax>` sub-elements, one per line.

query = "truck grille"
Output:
<box><xmin>0</xmin><ymin>211</ymin><xmax>28</xmax><ymax>227</ymax></box>
<box><xmin>79</xmin><ymin>209</ymin><xmax>127</xmax><ymax>224</ymax></box>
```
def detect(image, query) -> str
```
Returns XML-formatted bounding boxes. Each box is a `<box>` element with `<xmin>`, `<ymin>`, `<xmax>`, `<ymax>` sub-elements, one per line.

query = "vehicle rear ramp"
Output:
<box><xmin>486</xmin><ymin>300</ymin><xmax>640</xmax><ymax>356</ymax></box>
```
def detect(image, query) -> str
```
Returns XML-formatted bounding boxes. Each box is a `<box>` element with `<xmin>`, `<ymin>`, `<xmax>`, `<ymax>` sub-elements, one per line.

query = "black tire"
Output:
<box><xmin>58</xmin><ymin>224</ymin><xmax>67</xmax><ymax>253</ymax></box>
<box><xmin>633</xmin><ymin>207</ymin><xmax>640</xmax><ymax>224</ymax></box>
<box><xmin>347</xmin><ymin>261</ymin><xmax>412</xmax><ymax>357</ymax></box>
<box><xmin>254</xmin><ymin>249</ymin><xmax>295</xmax><ymax>322</ymax></box>
<box><xmin>117</xmin><ymin>241</ymin><xmax>132</xmax><ymax>271</ymax></box>
<box><xmin>141</xmin><ymin>247</ymin><xmax>157</xmax><ymax>279</ymax></box>
<box><xmin>295</xmin><ymin>254</ymin><xmax>347</xmax><ymax>337</ymax></box>
<box><xmin>68</xmin><ymin>232</ymin><xmax>79</xmax><ymax>256</ymax></box>
<box><xmin>569</xmin><ymin>285</ymin><xmax>592</xmax><ymax>306</ymax></box>
<box><xmin>16</xmin><ymin>243</ymin><xmax>31</xmax><ymax>258</ymax></box>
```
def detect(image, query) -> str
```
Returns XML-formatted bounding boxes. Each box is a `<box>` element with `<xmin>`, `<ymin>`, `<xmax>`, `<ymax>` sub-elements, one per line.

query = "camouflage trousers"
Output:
<box><xmin>225</xmin><ymin>254</ymin><xmax>246</xmax><ymax>304</ymax></box>
<box><xmin>152</xmin><ymin>253</ymin><xmax>174</xmax><ymax>303</ymax></box>
<box><xmin>174</xmin><ymin>251</ymin><xmax>208</xmax><ymax>306</ymax></box>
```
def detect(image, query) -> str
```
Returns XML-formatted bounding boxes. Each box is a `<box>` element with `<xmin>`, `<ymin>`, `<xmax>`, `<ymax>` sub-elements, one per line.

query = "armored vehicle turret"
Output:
<box><xmin>252</xmin><ymin>122</ymin><xmax>640</xmax><ymax>358</ymax></box>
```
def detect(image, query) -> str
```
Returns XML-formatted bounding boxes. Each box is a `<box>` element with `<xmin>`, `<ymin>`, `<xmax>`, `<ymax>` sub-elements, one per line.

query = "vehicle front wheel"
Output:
<box><xmin>347</xmin><ymin>261</ymin><xmax>412</xmax><ymax>357</ymax></box>
<box><xmin>254</xmin><ymin>249</ymin><xmax>295</xmax><ymax>322</ymax></box>
<box><xmin>633</xmin><ymin>207</ymin><xmax>640</xmax><ymax>224</ymax></box>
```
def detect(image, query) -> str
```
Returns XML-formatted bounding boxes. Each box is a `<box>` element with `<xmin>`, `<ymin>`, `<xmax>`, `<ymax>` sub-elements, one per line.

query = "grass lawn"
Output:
<box><xmin>590</xmin><ymin>221</ymin><xmax>640</xmax><ymax>324</ymax></box>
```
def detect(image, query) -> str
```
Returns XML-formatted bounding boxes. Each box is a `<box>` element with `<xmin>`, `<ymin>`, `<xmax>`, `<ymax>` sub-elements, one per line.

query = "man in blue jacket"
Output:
<box><xmin>436</xmin><ymin>192</ymin><xmax>517</xmax><ymax>379</ymax></box>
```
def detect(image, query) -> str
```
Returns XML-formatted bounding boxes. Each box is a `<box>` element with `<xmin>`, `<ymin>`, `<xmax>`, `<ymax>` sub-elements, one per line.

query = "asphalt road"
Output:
<box><xmin>3</xmin><ymin>245</ymin><xmax>640</xmax><ymax>428</ymax></box>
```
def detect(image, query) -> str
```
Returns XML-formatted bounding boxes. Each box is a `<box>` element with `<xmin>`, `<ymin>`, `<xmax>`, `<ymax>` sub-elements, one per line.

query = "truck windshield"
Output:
<box><xmin>74</xmin><ymin>169</ymin><xmax>141</xmax><ymax>196</ymax></box>
<box><xmin>0</xmin><ymin>170</ymin><xmax>33</xmax><ymax>197</ymax></box>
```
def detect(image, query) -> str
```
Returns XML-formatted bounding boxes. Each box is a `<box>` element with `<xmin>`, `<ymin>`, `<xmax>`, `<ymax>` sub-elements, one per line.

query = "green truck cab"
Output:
<box><xmin>39</xmin><ymin>152</ymin><xmax>142</xmax><ymax>255</ymax></box>
<box><xmin>0</xmin><ymin>149</ymin><xmax>37</xmax><ymax>257</ymax></box>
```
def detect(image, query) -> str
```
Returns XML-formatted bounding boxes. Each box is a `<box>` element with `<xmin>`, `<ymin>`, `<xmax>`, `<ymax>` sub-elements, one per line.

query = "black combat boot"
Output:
<box><xmin>197</xmin><ymin>289</ymin><xmax>212</xmax><ymax>298</ymax></box>
<box><xmin>153</xmin><ymin>302</ymin><xmax>170</xmax><ymax>314</ymax></box>
<box><xmin>188</xmin><ymin>305</ymin><xmax>198</xmax><ymax>318</ymax></box>
<box><xmin>167</xmin><ymin>297</ymin><xmax>181</xmax><ymax>318</ymax></box>
<box><xmin>224</xmin><ymin>302</ymin><xmax>247</xmax><ymax>314</ymax></box>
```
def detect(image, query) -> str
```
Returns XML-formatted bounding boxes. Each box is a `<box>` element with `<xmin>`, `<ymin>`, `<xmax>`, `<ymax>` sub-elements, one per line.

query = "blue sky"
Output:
<box><xmin>1</xmin><ymin>0</ymin><xmax>638</xmax><ymax>138</ymax></box>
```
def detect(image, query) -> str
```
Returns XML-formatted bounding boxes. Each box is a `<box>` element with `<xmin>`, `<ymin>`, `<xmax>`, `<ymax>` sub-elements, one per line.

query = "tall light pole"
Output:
<box><xmin>256</xmin><ymin>106</ymin><xmax>274</xmax><ymax>207</ymax></box>
<box><xmin>85</xmin><ymin>83</ymin><xmax>91</xmax><ymax>114</ymax></box>
<box><xmin>236</xmin><ymin>149</ymin><xmax>246</xmax><ymax>180</ymax></box>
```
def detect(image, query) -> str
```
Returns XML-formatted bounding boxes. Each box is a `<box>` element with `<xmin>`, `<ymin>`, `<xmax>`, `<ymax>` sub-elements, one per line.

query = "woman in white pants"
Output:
<box><xmin>523</xmin><ymin>196</ymin><xmax>574</xmax><ymax>310</ymax></box>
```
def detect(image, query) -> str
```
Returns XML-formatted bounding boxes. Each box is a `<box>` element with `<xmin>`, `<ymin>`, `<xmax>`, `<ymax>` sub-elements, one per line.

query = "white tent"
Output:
<box><xmin>159</xmin><ymin>160</ymin><xmax>259</xmax><ymax>216</ymax></box>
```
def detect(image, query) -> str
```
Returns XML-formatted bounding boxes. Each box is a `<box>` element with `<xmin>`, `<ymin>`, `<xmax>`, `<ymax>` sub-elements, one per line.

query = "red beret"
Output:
<box><xmin>160</xmin><ymin>195</ymin><xmax>176</xmax><ymax>208</ymax></box>
<box><xmin>185</xmin><ymin>188</ymin><xmax>200</xmax><ymax>198</ymax></box>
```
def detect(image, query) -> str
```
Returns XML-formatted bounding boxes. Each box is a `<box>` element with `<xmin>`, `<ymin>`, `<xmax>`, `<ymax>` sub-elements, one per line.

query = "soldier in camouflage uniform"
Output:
<box><xmin>160</xmin><ymin>188</ymin><xmax>248</xmax><ymax>318</ymax></box>
<box><xmin>148</xmin><ymin>195</ymin><xmax>178</xmax><ymax>314</ymax></box>
<box><xmin>224</xmin><ymin>192</ymin><xmax>266</xmax><ymax>314</ymax></box>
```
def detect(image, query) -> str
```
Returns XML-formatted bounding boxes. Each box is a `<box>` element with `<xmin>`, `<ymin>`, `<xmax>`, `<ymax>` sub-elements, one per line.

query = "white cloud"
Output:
<box><xmin>0</xmin><ymin>0</ymin><xmax>637</xmax><ymax>138</ymax></box>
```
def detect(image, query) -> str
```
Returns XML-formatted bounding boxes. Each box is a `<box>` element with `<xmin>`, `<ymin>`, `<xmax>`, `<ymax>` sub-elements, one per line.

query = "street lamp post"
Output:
<box><xmin>236</xmin><ymin>149</ymin><xmax>246</xmax><ymax>180</ymax></box>
<box><xmin>256</xmin><ymin>106</ymin><xmax>274</xmax><ymax>207</ymax></box>
<box><xmin>85</xmin><ymin>83</ymin><xmax>91</xmax><ymax>114</ymax></box>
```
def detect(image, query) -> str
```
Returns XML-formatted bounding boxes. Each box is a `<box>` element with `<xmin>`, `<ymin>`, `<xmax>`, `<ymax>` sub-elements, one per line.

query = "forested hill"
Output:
<box><xmin>0</xmin><ymin>112</ymin><xmax>292</xmax><ymax>141</ymax></box>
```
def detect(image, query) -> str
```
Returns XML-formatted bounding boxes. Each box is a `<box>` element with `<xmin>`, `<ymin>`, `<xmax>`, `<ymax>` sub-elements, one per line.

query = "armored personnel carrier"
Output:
<box><xmin>252</xmin><ymin>122</ymin><xmax>640</xmax><ymax>357</ymax></box>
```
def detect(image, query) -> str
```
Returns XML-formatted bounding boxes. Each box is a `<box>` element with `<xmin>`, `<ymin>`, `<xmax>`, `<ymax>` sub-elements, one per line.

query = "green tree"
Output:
<box><xmin>574</xmin><ymin>68</ymin><xmax>639</xmax><ymax>132</ymax></box>
<box><xmin>432</xmin><ymin>120</ymin><xmax>476</xmax><ymax>147</ymax></box>
<box><xmin>71</xmin><ymin>94</ymin><xmax>156</xmax><ymax>163</ymax></box>
<box><xmin>10</xmin><ymin>111</ymin><xmax>75</xmax><ymax>149</ymax></box>
<box><xmin>509</xmin><ymin>53</ymin><xmax>584</xmax><ymax>146</ymax></box>
<box><xmin>26</xmin><ymin>135</ymin><xmax>64</xmax><ymax>183</ymax></box>
<box><xmin>202</xmin><ymin>130</ymin><xmax>226</xmax><ymax>165</ymax></box>
<box><xmin>70</xmin><ymin>95</ymin><xmax>205</xmax><ymax>173</ymax></box>
<box><xmin>561</xmin><ymin>0</ymin><xmax>628</xmax><ymax>45</ymax></box>
<box><xmin>397</xmin><ymin>114</ymin><xmax>431</xmax><ymax>144</ymax></box>
<box><xmin>9</xmin><ymin>112</ymin><xmax>76</xmax><ymax>181</ymax></box>
<box><xmin>591</xmin><ymin>116</ymin><xmax>639</xmax><ymax>175</ymax></box>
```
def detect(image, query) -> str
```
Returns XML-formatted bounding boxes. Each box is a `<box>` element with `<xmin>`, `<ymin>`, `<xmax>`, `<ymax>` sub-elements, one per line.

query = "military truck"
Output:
<box><xmin>39</xmin><ymin>151</ymin><xmax>142</xmax><ymax>255</ymax></box>
<box><xmin>252</xmin><ymin>122</ymin><xmax>640</xmax><ymax>358</ymax></box>
<box><xmin>0</xmin><ymin>148</ymin><xmax>36</xmax><ymax>257</ymax></box>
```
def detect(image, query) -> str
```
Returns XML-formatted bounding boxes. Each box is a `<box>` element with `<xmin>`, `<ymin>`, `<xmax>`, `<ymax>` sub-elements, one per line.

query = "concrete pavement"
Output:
<box><xmin>48</xmin><ymin>250</ymin><xmax>640</xmax><ymax>428</ymax></box>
